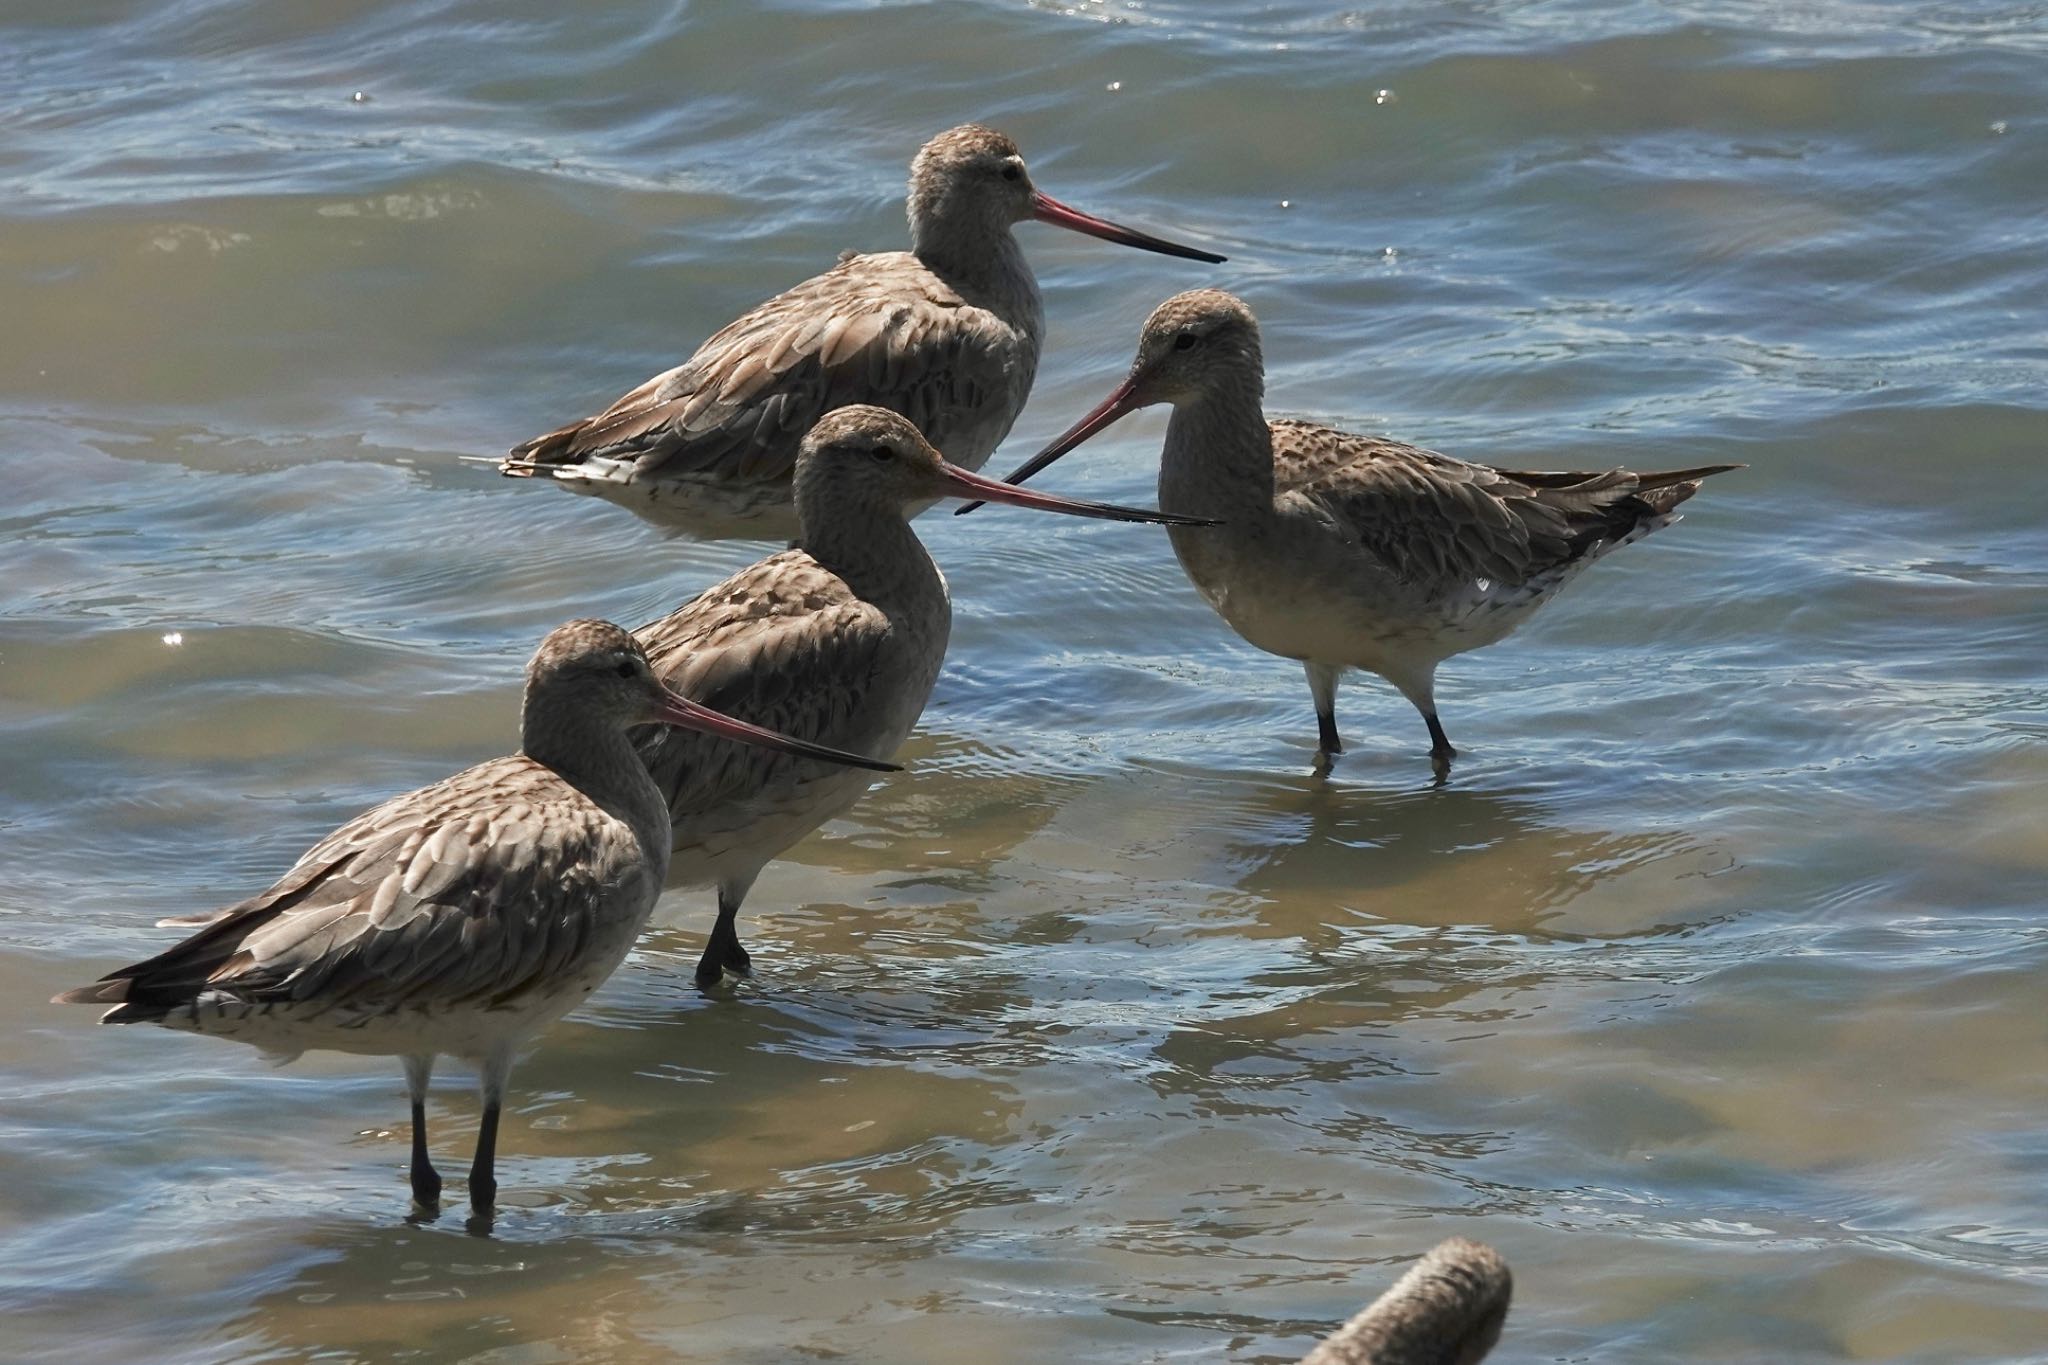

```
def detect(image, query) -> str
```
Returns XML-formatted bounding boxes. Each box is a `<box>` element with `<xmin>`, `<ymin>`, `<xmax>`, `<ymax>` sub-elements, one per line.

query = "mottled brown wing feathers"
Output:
<box><xmin>510</xmin><ymin>371</ymin><xmax>677</xmax><ymax>466</ymax></box>
<box><xmin>1275</xmin><ymin>420</ymin><xmax>1737</xmax><ymax>589</ymax></box>
<box><xmin>633</xmin><ymin>552</ymin><xmax>893</xmax><ymax>814</ymax></box>
<box><xmin>507</xmin><ymin>253</ymin><xmax>978</xmax><ymax>487</ymax></box>
<box><xmin>1618</xmin><ymin>463</ymin><xmax>1745</xmax><ymax>515</ymax></box>
<box><xmin>61</xmin><ymin>758</ymin><xmax>619</xmax><ymax>1022</ymax></box>
<box><xmin>52</xmin><ymin>851</ymin><xmax>351</xmax><ymax>1014</ymax></box>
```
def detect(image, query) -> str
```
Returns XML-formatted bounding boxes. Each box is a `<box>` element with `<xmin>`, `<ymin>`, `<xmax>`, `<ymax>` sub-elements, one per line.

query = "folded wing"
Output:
<box><xmin>506</xmin><ymin>254</ymin><xmax>1013</xmax><ymax>490</ymax></box>
<box><xmin>58</xmin><ymin>758</ymin><xmax>622</xmax><ymax>1022</ymax></box>
<box><xmin>1275</xmin><ymin>420</ymin><xmax>1737</xmax><ymax>593</ymax></box>
<box><xmin>633</xmin><ymin>552</ymin><xmax>897</xmax><ymax>819</ymax></box>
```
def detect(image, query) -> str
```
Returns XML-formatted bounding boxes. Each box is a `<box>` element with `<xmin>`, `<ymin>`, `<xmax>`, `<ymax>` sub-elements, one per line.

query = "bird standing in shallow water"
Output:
<box><xmin>500</xmin><ymin>124</ymin><xmax>1224</xmax><ymax>537</ymax></box>
<box><xmin>53</xmin><ymin>619</ymin><xmax>895</xmax><ymax>1218</ymax></box>
<box><xmin>967</xmin><ymin>289</ymin><xmax>1740</xmax><ymax>775</ymax></box>
<box><xmin>632</xmin><ymin>404</ymin><xmax>1210</xmax><ymax>985</ymax></box>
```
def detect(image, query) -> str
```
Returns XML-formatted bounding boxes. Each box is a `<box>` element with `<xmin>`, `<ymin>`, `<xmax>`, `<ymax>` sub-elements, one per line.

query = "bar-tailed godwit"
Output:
<box><xmin>500</xmin><ymin>124</ymin><xmax>1224</xmax><ymax>537</ymax></box>
<box><xmin>1301</xmin><ymin>1237</ymin><xmax>1511</xmax><ymax>1365</ymax></box>
<box><xmin>54</xmin><ymin>620</ymin><xmax>896</xmax><ymax>1216</ymax></box>
<box><xmin>634</xmin><ymin>405</ymin><xmax>1211</xmax><ymax>984</ymax></box>
<box><xmin>966</xmin><ymin>289</ymin><xmax>1739</xmax><ymax>774</ymax></box>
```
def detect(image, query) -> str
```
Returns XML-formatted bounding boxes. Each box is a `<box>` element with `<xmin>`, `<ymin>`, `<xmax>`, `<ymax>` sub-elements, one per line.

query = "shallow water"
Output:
<box><xmin>4</xmin><ymin>1</ymin><xmax>2047</xmax><ymax>1360</ymax></box>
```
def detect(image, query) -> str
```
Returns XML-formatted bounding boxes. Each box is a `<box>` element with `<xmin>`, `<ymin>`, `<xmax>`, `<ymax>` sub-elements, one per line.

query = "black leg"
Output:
<box><xmin>409</xmin><ymin>1099</ymin><xmax>442</xmax><ymax>1207</ymax></box>
<box><xmin>696</xmin><ymin>886</ymin><xmax>752</xmax><ymax>985</ymax></box>
<box><xmin>468</xmin><ymin>1100</ymin><xmax>500</xmax><ymax>1217</ymax></box>
<box><xmin>1316</xmin><ymin>706</ymin><xmax>1343</xmax><ymax>756</ymax></box>
<box><xmin>721</xmin><ymin>933</ymin><xmax>752</xmax><ymax>974</ymax></box>
<box><xmin>695</xmin><ymin>913</ymin><xmax>733</xmax><ymax>985</ymax></box>
<box><xmin>1425</xmin><ymin>712</ymin><xmax>1457</xmax><ymax>776</ymax></box>
<box><xmin>1304</xmin><ymin>663</ymin><xmax>1344</xmax><ymax>766</ymax></box>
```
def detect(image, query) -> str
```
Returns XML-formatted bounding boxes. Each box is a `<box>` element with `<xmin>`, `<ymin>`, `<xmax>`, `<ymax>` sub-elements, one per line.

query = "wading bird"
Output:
<box><xmin>965</xmin><ymin>290</ymin><xmax>1738</xmax><ymax>775</ymax></box>
<box><xmin>501</xmin><ymin>124</ymin><xmax>1224</xmax><ymax>536</ymax></box>
<box><xmin>54</xmin><ymin>620</ymin><xmax>895</xmax><ymax>1216</ymax></box>
<box><xmin>635</xmin><ymin>405</ymin><xmax>1210</xmax><ymax>984</ymax></box>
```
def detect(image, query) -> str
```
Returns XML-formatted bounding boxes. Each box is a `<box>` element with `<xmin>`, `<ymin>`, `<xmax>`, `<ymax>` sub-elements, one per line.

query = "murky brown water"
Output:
<box><xmin>4</xmin><ymin>1</ymin><xmax>2047</xmax><ymax>1360</ymax></box>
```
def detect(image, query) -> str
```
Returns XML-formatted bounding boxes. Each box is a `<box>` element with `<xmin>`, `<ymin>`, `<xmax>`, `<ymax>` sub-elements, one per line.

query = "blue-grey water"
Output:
<box><xmin>3</xmin><ymin>2</ymin><xmax>2046</xmax><ymax>1361</ymax></box>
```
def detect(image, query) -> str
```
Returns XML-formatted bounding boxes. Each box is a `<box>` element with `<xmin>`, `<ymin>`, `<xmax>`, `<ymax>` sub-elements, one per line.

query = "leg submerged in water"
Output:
<box><xmin>1425</xmin><ymin>711</ymin><xmax>1456</xmax><ymax>764</ymax></box>
<box><xmin>467</xmin><ymin>1047</ymin><xmax>514</xmax><ymax>1219</ymax></box>
<box><xmin>1388</xmin><ymin>663</ymin><xmax>1455</xmax><ymax>773</ymax></box>
<box><xmin>695</xmin><ymin>873</ymin><xmax>759</xmax><ymax>986</ymax></box>
<box><xmin>403</xmin><ymin>1053</ymin><xmax>441</xmax><ymax>1208</ymax></box>
<box><xmin>1305</xmin><ymin>661</ymin><xmax>1344</xmax><ymax>761</ymax></box>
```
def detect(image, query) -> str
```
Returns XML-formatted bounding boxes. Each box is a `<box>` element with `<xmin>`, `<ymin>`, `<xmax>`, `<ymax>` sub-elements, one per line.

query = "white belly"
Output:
<box><xmin>1171</xmin><ymin>520</ymin><xmax>1553</xmax><ymax>682</ymax></box>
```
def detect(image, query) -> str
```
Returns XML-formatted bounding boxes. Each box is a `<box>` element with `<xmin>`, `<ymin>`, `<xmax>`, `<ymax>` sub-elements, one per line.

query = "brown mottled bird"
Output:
<box><xmin>500</xmin><ymin>124</ymin><xmax>1224</xmax><ymax>537</ymax></box>
<box><xmin>1301</xmin><ymin>1238</ymin><xmax>1512</xmax><ymax>1365</ymax></box>
<box><xmin>631</xmin><ymin>405</ymin><xmax>1210</xmax><ymax>984</ymax></box>
<box><xmin>53</xmin><ymin>619</ymin><xmax>895</xmax><ymax>1216</ymax></box>
<box><xmin>970</xmin><ymin>289</ymin><xmax>1739</xmax><ymax>774</ymax></box>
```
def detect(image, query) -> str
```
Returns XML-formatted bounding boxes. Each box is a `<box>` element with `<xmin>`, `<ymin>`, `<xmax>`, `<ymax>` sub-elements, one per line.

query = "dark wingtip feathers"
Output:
<box><xmin>51</xmin><ymin>977</ymin><xmax>147</xmax><ymax>1018</ymax></box>
<box><xmin>51</xmin><ymin>980</ymin><xmax>125</xmax><ymax>1006</ymax></box>
<box><xmin>1650</xmin><ymin>461</ymin><xmax>1746</xmax><ymax>481</ymax></box>
<box><xmin>54</xmin><ymin>976</ymin><xmax>183</xmax><ymax>1025</ymax></box>
<box><xmin>501</xmin><ymin>422</ymin><xmax>586</xmax><ymax>477</ymax></box>
<box><xmin>1632</xmin><ymin>463</ymin><xmax>1742</xmax><ymax>518</ymax></box>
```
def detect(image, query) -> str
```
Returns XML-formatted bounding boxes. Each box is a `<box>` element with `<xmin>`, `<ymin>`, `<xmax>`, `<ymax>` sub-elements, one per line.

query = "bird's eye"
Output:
<box><xmin>1174</xmin><ymin>332</ymin><xmax>1199</xmax><ymax>351</ymax></box>
<box><xmin>614</xmin><ymin>660</ymin><xmax>638</xmax><ymax>679</ymax></box>
<box><xmin>1000</xmin><ymin>164</ymin><xmax>1022</xmax><ymax>183</ymax></box>
<box><xmin>869</xmin><ymin>445</ymin><xmax>895</xmax><ymax>462</ymax></box>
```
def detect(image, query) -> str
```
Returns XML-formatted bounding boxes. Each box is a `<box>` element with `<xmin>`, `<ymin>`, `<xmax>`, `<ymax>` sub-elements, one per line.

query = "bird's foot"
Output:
<box><xmin>693</xmin><ymin>950</ymin><xmax>751</xmax><ymax>987</ymax></box>
<box><xmin>1312</xmin><ymin>748</ymin><xmax>1339</xmax><ymax>779</ymax></box>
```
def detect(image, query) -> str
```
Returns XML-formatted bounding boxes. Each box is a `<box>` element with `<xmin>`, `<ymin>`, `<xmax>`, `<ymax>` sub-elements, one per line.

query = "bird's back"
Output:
<box><xmin>634</xmin><ymin>549</ymin><xmax>945</xmax><ymax>883</ymax></box>
<box><xmin>57</xmin><ymin>755</ymin><xmax>659</xmax><ymax>1052</ymax></box>
<box><xmin>504</xmin><ymin>251</ymin><xmax>1038</xmax><ymax>532</ymax></box>
<box><xmin>1268</xmin><ymin>418</ymin><xmax>1737</xmax><ymax>615</ymax></box>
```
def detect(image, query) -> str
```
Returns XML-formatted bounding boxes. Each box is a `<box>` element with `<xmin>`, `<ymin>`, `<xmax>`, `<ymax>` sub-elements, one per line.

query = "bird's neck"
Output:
<box><xmin>1160</xmin><ymin>375</ymin><xmax>1276</xmax><ymax>517</ymax></box>
<box><xmin>522</xmin><ymin>719</ymin><xmax>672</xmax><ymax>864</ymax></box>
<box><xmin>913</xmin><ymin>220</ymin><xmax>1041</xmax><ymax>326</ymax></box>
<box><xmin>795</xmin><ymin>503</ymin><xmax>945</xmax><ymax>613</ymax></box>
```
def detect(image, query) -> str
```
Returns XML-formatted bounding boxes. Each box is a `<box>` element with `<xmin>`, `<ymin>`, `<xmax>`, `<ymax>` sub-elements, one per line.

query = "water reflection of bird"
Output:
<box><xmin>634</xmin><ymin>406</ymin><xmax>1207</xmax><ymax>985</ymax></box>
<box><xmin>500</xmin><ymin>125</ymin><xmax>1223</xmax><ymax>537</ymax></box>
<box><xmin>1300</xmin><ymin>1238</ymin><xmax>1511</xmax><ymax>1365</ymax></box>
<box><xmin>1218</xmin><ymin>773</ymin><xmax>1686</xmax><ymax>939</ymax></box>
<box><xmin>969</xmin><ymin>289</ymin><xmax>1739</xmax><ymax>776</ymax></box>
<box><xmin>53</xmin><ymin>620</ymin><xmax>891</xmax><ymax>1216</ymax></box>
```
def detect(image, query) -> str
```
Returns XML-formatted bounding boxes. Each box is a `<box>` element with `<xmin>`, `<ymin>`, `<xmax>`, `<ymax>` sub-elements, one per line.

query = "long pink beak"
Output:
<box><xmin>936</xmin><ymin>450</ymin><xmax>1209</xmax><ymax>525</ymax></box>
<box><xmin>1030</xmin><ymin>191</ymin><xmax>1226</xmax><ymax>264</ymax></box>
<box><xmin>955</xmin><ymin>377</ymin><xmax>1146</xmax><ymax>516</ymax></box>
<box><xmin>646</xmin><ymin>687</ymin><xmax>899</xmax><ymax>772</ymax></box>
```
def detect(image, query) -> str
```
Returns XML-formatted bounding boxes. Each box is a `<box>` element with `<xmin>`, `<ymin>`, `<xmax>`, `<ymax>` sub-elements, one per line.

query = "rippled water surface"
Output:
<box><xmin>4</xmin><ymin>1</ymin><xmax>2047</xmax><ymax>1360</ymax></box>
